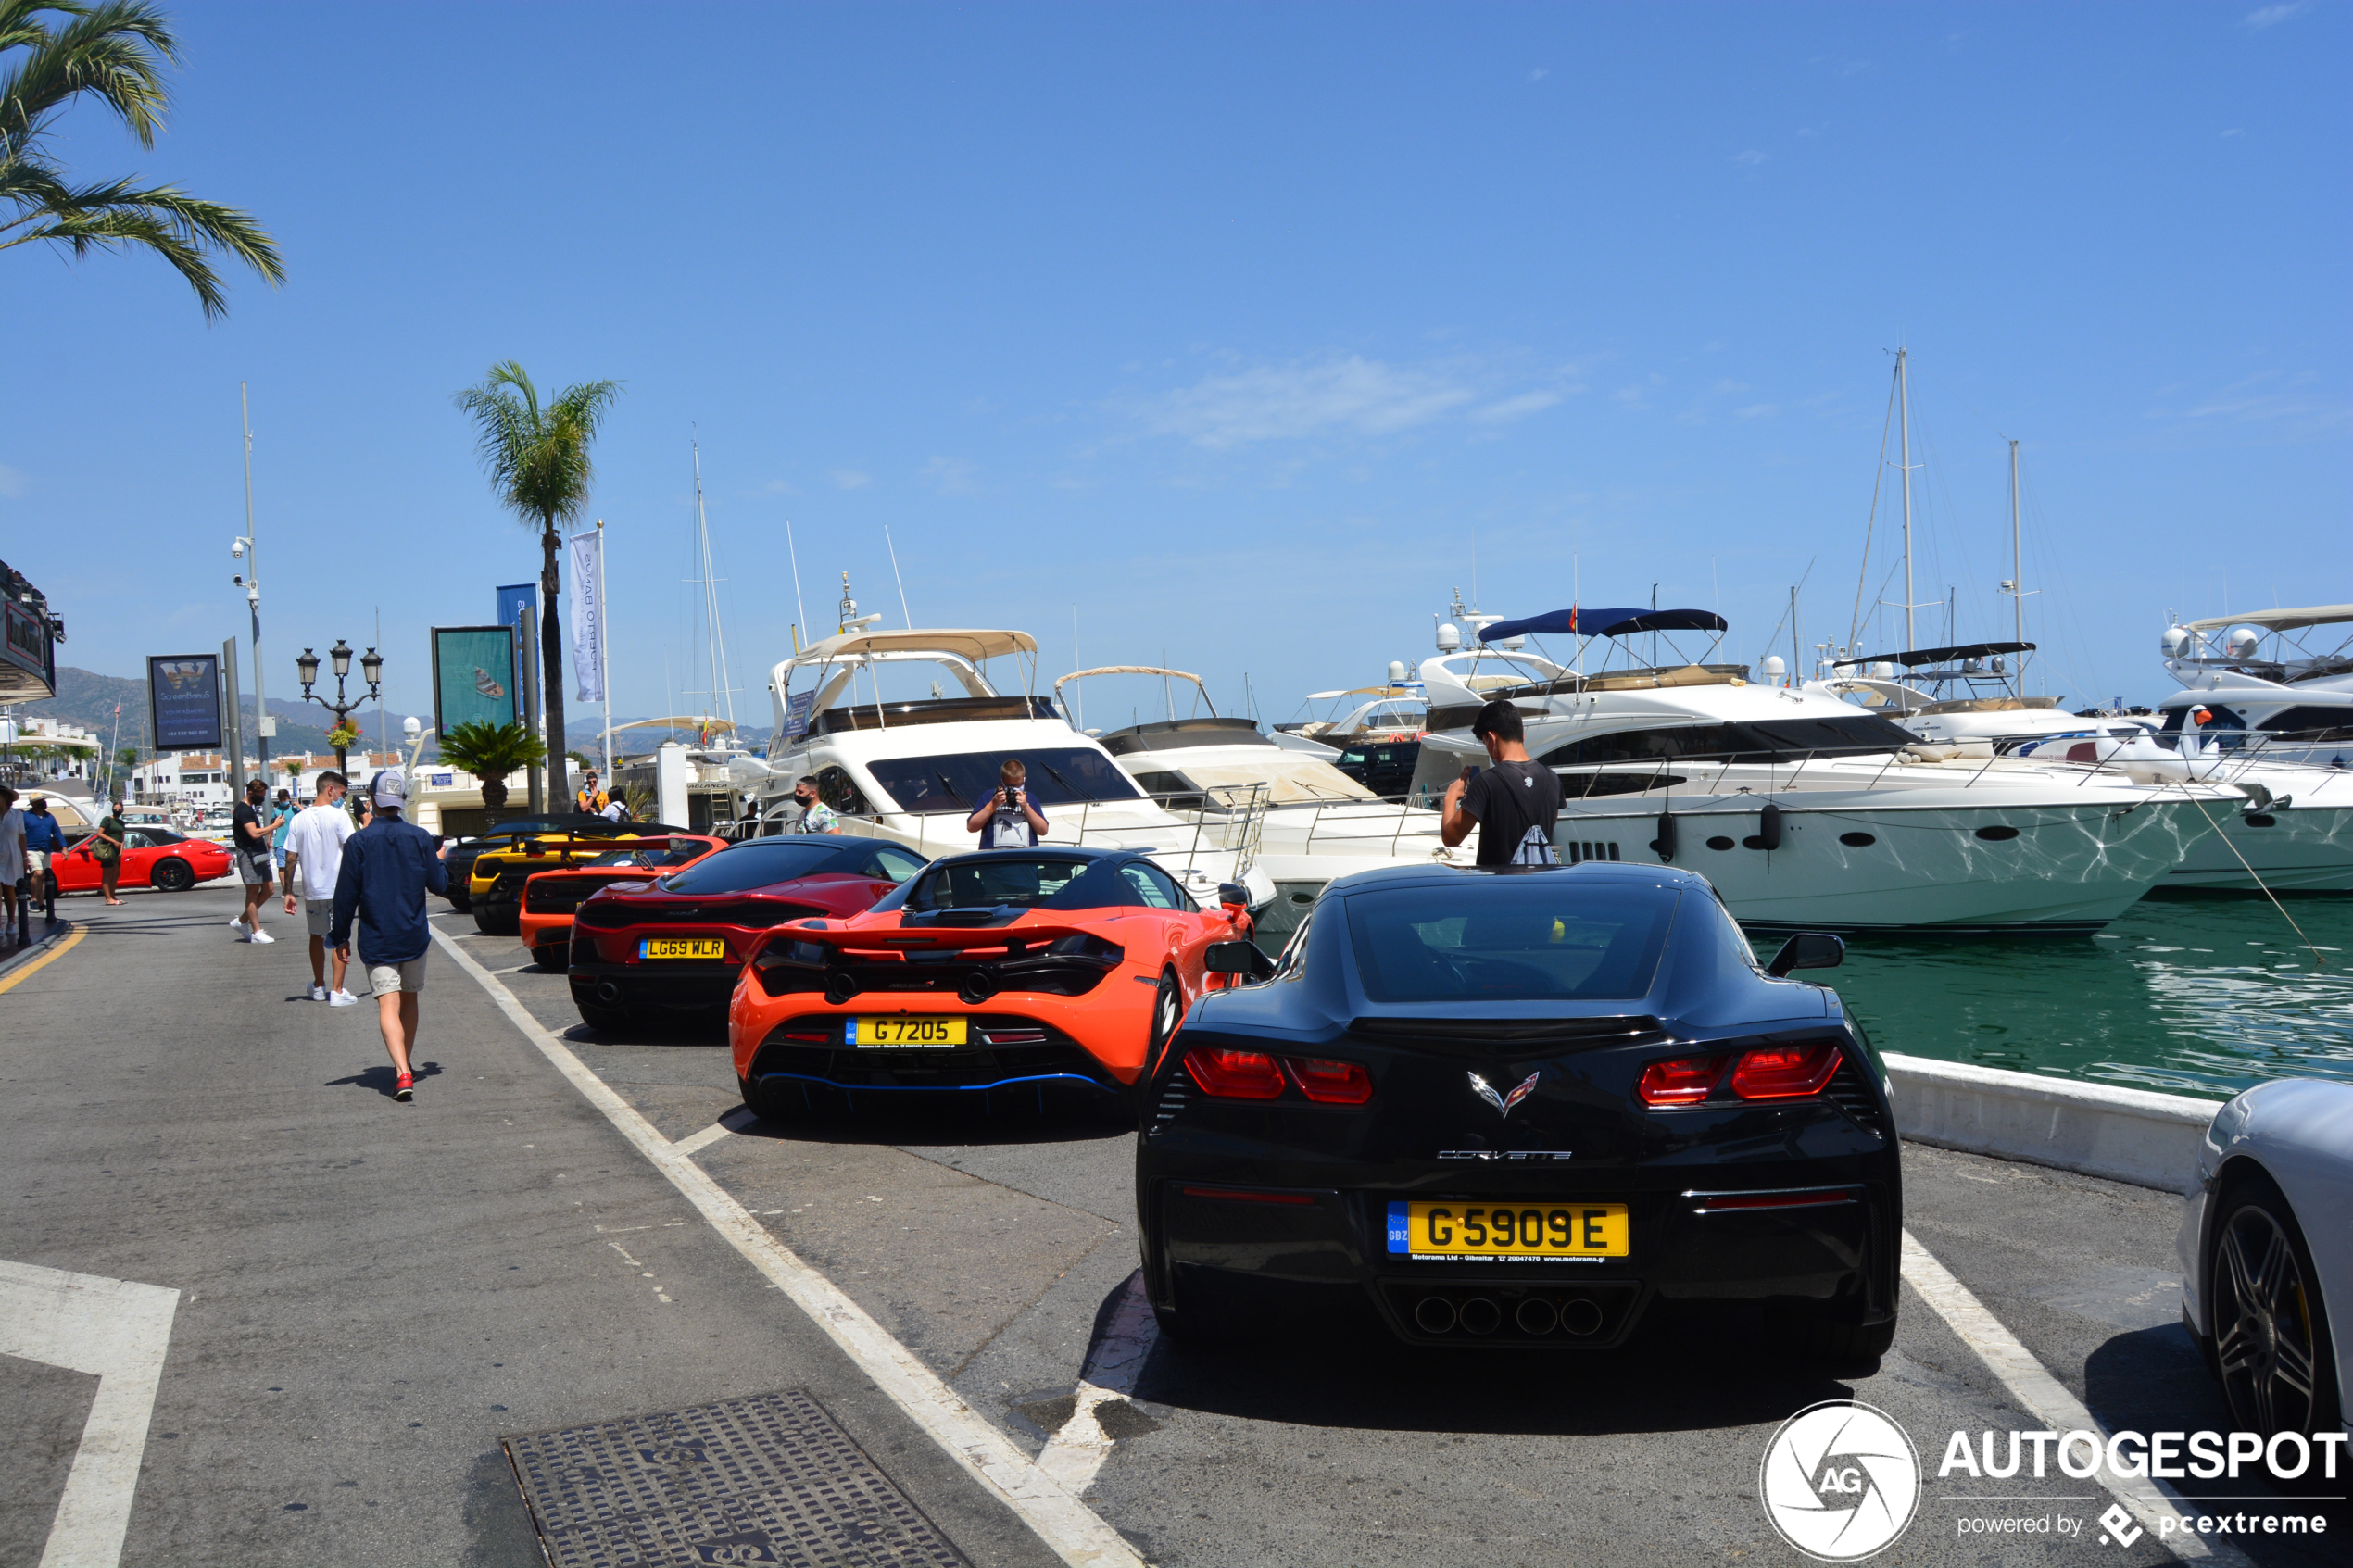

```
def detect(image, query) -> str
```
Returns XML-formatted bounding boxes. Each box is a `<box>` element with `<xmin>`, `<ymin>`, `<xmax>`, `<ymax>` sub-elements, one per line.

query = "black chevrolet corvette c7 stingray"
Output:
<box><xmin>1134</xmin><ymin>861</ymin><xmax>1901</xmax><ymax>1355</ymax></box>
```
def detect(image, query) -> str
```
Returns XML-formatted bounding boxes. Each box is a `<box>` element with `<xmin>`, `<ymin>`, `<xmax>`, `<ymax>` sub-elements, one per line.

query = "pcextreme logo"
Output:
<box><xmin>1758</xmin><ymin>1400</ymin><xmax>1922</xmax><ymax>1561</ymax></box>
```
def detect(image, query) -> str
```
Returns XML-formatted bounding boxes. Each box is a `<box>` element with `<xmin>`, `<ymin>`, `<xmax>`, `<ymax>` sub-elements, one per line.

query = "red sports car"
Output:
<box><xmin>517</xmin><ymin>834</ymin><xmax>727</xmax><ymax>970</ymax></box>
<box><xmin>52</xmin><ymin>824</ymin><xmax>234</xmax><ymax>896</ymax></box>
<box><xmin>729</xmin><ymin>847</ymin><xmax>1257</xmax><ymax>1122</ymax></box>
<box><xmin>568</xmin><ymin>835</ymin><xmax>931</xmax><ymax>1033</ymax></box>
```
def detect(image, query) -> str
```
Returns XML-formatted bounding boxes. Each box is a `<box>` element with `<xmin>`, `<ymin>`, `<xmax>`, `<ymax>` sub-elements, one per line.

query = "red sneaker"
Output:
<box><xmin>394</xmin><ymin>1072</ymin><xmax>414</xmax><ymax>1101</ymax></box>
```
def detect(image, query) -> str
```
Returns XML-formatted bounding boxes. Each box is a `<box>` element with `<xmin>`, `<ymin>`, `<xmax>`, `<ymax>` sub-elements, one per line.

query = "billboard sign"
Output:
<box><xmin>496</xmin><ymin>583</ymin><xmax>536</xmax><ymax>668</ymax></box>
<box><xmin>146</xmin><ymin>654</ymin><xmax>225</xmax><ymax>751</ymax></box>
<box><xmin>432</xmin><ymin>625</ymin><xmax>521</xmax><ymax>735</ymax></box>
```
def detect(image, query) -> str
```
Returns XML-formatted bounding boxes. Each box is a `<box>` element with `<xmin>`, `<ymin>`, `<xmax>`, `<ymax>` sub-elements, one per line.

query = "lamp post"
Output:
<box><xmin>296</xmin><ymin>640</ymin><xmax>383</xmax><ymax>784</ymax></box>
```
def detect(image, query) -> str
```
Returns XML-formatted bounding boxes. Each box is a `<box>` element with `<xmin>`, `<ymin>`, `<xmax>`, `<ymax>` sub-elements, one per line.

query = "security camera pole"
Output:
<box><xmin>231</xmin><ymin>383</ymin><xmax>274</xmax><ymax>788</ymax></box>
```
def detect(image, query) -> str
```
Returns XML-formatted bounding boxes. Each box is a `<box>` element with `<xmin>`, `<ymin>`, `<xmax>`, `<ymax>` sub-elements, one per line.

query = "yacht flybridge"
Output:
<box><xmin>1407</xmin><ymin>601</ymin><xmax>2232</xmax><ymax>935</ymax></box>
<box><xmin>753</xmin><ymin>628</ymin><xmax>1277</xmax><ymax>909</ymax></box>
<box><xmin>2159</xmin><ymin>605</ymin><xmax>2353</xmax><ymax>769</ymax></box>
<box><xmin>1056</xmin><ymin>666</ymin><xmax>1466</xmax><ymax>946</ymax></box>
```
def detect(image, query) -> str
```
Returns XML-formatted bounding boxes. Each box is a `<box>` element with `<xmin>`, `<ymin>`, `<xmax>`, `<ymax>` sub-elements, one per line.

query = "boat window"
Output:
<box><xmin>1343</xmin><ymin>883</ymin><xmax>1673</xmax><ymax>1003</ymax></box>
<box><xmin>815</xmin><ymin>766</ymin><xmax>871</xmax><ymax>816</ymax></box>
<box><xmin>2262</xmin><ymin>705</ymin><xmax>2353</xmax><ymax>741</ymax></box>
<box><xmin>1128</xmin><ymin>771</ymin><xmax>1193</xmax><ymax>797</ymax></box>
<box><xmin>659</xmin><ymin>839</ymin><xmax>862</xmax><ymax>894</ymax></box>
<box><xmin>905</xmin><ymin>854</ymin><xmax>1126</xmax><ymax>910</ymax></box>
<box><xmin>1539</xmin><ymin>715</ymin><xmax>1912</xmax><ymax>767</ymax></box>
<box><xmin>1119</xmin><ymin>861</ymin><xmax>1189</xmax><ymax>910</ymax></box>
<box><xmin>862</xmin><ymin>748</ymin><xmax>1148</xmax><ymax>815</ymax></box>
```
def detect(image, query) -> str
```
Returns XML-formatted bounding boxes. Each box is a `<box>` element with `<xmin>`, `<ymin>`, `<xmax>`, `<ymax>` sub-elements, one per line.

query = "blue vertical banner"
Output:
<box><xmin>496</xmin><ymin>583</ymin><xmax>537</xmax><ymax>678</ymax></box>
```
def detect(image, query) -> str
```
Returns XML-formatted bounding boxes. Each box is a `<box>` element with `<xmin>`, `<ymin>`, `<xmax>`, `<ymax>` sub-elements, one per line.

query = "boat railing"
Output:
<box><xmin>868</xmin><ymin>784</ymin><xmax>1272</xmax><ymax>880</ymax></box>
<box><xmin>1293</xmin><ymin>797</ymin><xmax>1444</xmax><ymax>859</ymax></box>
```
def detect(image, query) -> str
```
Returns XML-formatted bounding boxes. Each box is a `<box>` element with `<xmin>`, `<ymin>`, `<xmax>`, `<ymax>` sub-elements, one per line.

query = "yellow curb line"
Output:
<box><xmin>0</xmin><ymin>924</ymin><xmax>83</xmax><ymax>998</ymax></box>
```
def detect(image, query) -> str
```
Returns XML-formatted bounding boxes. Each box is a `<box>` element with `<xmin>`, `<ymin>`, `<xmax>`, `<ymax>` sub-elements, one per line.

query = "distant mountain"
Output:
<box><xmin>16</xmin><ymin>666</ymin><xmax>369</xmax><ymax>759</ymax></box>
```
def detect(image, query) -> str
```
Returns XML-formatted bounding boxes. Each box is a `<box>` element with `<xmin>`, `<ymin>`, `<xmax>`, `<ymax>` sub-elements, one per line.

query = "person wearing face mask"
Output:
<box><xmin>787</xmin><ymin>774</ymin><xmax>839</xmax><ymax>834</ymax></box>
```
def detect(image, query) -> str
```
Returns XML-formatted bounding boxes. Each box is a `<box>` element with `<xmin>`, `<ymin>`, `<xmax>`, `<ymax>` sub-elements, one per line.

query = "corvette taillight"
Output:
<box><xmin>1730</xmin><ymin>1043</ymin><xmax>1843</xmax><ymax>1100</ymax></box>
<box><xmin>1183</xmin><ymin>1047</ymin><xmax>1286</xmax><ymax>1099</ymax></box>
<box><xmin>1638</xmin><ymin>1054</ymin><xmax>1727</xmax><ymax>1106</ymax></box>
<box><xmin>1284</xmin><ymin>1056</ymin><xmax>1374</xmax><ymax>1104</ymax></box>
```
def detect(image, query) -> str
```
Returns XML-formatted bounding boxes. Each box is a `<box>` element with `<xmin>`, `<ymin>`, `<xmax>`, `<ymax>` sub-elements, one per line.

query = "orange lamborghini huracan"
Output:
<box><xmin>730</xmin><ymin>847</ymin><xmax>1261</xmax><ymax>1120</ymax></box>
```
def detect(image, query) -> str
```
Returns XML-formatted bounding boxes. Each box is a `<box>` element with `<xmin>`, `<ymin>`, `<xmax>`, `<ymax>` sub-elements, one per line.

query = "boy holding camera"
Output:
<box><xmin>964</xmin><ymin>759</ymin><xmax>1048</xmax><ymax>848</ymax></box>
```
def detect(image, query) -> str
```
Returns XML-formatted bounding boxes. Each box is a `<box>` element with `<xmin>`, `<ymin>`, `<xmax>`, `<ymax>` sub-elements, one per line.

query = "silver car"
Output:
<box><xmin>2178</xmin><ymin>1078</ymin><xmax>2353</xmax><ymax>1445</ymax></box>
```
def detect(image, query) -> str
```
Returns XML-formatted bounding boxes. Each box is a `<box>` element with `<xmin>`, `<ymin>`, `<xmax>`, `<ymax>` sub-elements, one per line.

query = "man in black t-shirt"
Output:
<box><xmin>231</xmin><ymin>777</ymin><xmax>277</xmax><ymax>942</ymax></box>
<box><xmin>1441</xmin><ymin>699</ymin><xmax>1564</xmax><ymax>867</ymax></box>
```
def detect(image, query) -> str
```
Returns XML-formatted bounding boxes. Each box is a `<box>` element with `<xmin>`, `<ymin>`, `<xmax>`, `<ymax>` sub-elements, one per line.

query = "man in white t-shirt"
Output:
<box><xmin>282</xmin><ymin>771</ymin><xmax>359</xmax><ymax>1004</ymax></box>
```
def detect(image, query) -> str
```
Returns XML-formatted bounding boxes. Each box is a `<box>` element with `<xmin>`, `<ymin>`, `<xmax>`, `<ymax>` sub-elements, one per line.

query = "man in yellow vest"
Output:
<box><xmin>575</xmin><ymin>770</ymin><xmax>609</xmax><ymax>815</ymax></box>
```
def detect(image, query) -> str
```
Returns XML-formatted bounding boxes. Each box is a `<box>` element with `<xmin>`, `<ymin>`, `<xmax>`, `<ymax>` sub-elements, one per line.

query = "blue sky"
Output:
<box><xmin>6</xmin><ymin>1</ymin><xmax>2346</xmax><ymax>734</ymax></box>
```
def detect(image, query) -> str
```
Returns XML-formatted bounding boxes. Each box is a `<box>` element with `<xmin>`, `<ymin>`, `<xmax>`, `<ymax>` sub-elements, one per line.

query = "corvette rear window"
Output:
<box><xmin>661</xmin><ymin>840</ymin><xmax>854</xmax><ymax>894</ymax></box>
<box><xmin>1343</xmin><ymin>884</ymin><xmax>1672</xmax><ymax>1002</ymax></box>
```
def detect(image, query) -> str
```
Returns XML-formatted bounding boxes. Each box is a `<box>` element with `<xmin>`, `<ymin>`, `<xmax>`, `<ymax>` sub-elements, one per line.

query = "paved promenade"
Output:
<box><xmin>2</xmin><ymin>883</ymin><xmax>2342</xmax><ymax>1566</ymax></box>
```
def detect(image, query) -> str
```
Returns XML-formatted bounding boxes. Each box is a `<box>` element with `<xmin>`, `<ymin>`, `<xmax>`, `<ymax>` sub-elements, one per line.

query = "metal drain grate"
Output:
<box><xmin>504</xmin><ymin>1388</ymin><xmax>967</xmax><ymax>1568</ymax></box>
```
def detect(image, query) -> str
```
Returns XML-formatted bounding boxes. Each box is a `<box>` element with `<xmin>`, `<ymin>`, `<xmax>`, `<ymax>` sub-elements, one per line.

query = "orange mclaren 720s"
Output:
<box><xmin>729</xmin><ymin>847</ymin><xmax>1261</xmax><ymax>1120</ymax></box>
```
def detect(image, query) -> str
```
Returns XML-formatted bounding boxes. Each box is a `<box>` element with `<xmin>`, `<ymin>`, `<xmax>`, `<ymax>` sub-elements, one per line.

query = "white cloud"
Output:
<box><xmin>1731</xmin><ymin>149</ymin><xmax>1769</xmax><ymax>166</ymax></box>
<box><xmin>1471</xmin><ymin>391</ymin><xmax>1563</xmax><ymax>423</ymax></box>
<box><xmin>1134</xmin><ymin>356</ymin><xmax>1478</xmax><ymax>448</ymax></box>
<box><xmin>829</xmin><ymin>469</ymin><xmax>870</xmax><ymax>490</ymax></box>
<box><xmin>1736</xmin><ymin>403</ymin><xmax>1779</xmax><ymax>420</ymax></box>
<box><xmin>1528</xmin><ymin>68</ymin><xmax>1549</xmax><ymax>82</ymax></box>
<box><xmin>762</xmin><ymin>478</ymin><xmax>797</xmax><ymax>495</ymax></box>
<box><xmin>0</xmin><ymin>463</ymin><xmax>25</xmax><ymax>498</ymax></box>
<box><xmin>2245</xmin><ymin>2</ymin><xmax>2309</xmax><ymax>26</ymax></box>
<box><xmin>919</xmin><ymin>456</ymin><xmax>979</xmax><ymax>495</ymax></box>
<box><xmin>2221</xmin><ymin>127</ymin><xmax>2245</xmax><ymax>138</ymax></box>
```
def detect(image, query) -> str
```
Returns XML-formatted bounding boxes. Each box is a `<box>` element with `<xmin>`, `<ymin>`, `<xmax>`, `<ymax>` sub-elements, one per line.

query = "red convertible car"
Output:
<box><xmin>568</xmin><ymin>835</ymin><xmax>931</xmax><ymax>1033</ymax></box>
<box><xmin>52</xmin><ymin>825</ymin><xmax>234</xmax><ymax>895</ymax></box>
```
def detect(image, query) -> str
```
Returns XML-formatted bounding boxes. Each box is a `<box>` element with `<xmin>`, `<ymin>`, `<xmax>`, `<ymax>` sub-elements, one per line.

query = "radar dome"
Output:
<box><xmin>1387</xmin><ymin>660</ymin><xmax>1408</xmax><ymax>684</ymax></box>
<box><xmin>1435</xmin><ymin>622</ymin><xmax>1461</xmax><ymax>652</ymax></box>
<box><xmin>2160</xmin><ymin>626</ymin><xmax>2192</xmax><ymax>659</ymax></box>
<box><xmin>2224</xmin><ymin>626</ymin><xmax>2262</xmax><ymax>660</ymax></box>
<box><xmin>1761</xmin><ymin>655</ymin><xmax>1786</xmax><ymax>683</ymax></box>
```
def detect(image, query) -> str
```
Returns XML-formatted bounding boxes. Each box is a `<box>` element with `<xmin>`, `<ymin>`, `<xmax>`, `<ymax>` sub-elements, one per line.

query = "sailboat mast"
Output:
<box><xmin>1897</xmin><ymin>347</ymin><xmax>1915</xmax><ymax>650</ymax></box>
<box><xmin>690</xmin><ymin>443</ymin><xmax>736</xmax><ymax>731</ymax></box>
<box><xmin>2008</xmin><ymin>438</ymin><xmax>2025</xmax><ymax>696</ymax></box>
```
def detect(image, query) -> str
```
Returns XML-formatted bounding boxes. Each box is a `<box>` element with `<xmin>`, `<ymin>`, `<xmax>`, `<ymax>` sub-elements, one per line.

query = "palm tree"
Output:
<box><xmin>2</xmin><ymin>0</ymin><xmax>284</xmax><ymax>318</ymax></box>
<box><xmin>437</xmin><ymin>720</ymin><xmax>547</xmax><ymax>814</ymax></box>
<box><xmin>453</xmin><ymin>362</ymin><xmax>620</xmax><ymax>805</ymax></box>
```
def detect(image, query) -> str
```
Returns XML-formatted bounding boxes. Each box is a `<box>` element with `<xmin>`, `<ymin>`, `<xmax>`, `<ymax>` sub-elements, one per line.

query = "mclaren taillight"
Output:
<box><xmin>1182</xmin><ymin>1047</ymin><xmax>1286</xmax><ymax>1099</ymax></box>
<box><xmin>1284</xmin><ymin>1056</ymin><xmax>1373</xmax><ymax>1104</ymax></box>
<box><xmin>1638</xmin><ymin>1053</ymin><xmax>1727</xmax><ymax>1106</ymax></box>
<box><xmin>1730</xmin><ymin>1043</ymin><xmax>1843</xmax><ymax>1100</ymax></box>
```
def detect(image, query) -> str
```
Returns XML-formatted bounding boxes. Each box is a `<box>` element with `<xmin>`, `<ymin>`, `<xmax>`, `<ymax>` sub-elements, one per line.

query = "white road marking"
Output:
<box><xmin>1899</xmin><ymin>1230</ymin><xmax>2253</xmax><ymax>1565</ymax></box>
<box><xmin>670</xmin><ymin>1105</ymin><xmax>757</xmax><ymax>1158</ymax></box>
<box><xmin>1037</xmin><ymin>1271</ymin><xmax>1158</xmax><ymax>1495</ymax></box>
<box><xmin>0</xmin><ymin>1259</ymin><xmax>182</xmax><ymax>1568</ymax></box>
<box><xmin>434</xmin><ymin>927</ymin><xmax>1142</xmax><ymax>1568</ymax></box>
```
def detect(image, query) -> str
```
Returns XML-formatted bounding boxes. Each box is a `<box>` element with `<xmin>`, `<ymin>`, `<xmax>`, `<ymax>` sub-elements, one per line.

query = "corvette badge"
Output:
<box><xmin>1467</xmin><ymin>1070</ymin><xmax>1541</xmax><ymax>1120</ymax></box>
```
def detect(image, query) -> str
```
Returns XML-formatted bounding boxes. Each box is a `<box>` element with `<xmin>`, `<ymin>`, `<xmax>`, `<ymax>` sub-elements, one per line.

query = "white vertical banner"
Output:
<box><xmin>568</xmin><ymin>528</ymin><xmax>605</xmax><ymax>702</ymax></box>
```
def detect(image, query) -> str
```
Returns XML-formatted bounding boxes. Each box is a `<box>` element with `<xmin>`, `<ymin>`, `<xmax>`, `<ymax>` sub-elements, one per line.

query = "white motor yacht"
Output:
<box><xmin>1059</xmin><ymin>666</ymin><xmax>1467</xmax><ymax>945</ymax></box>
<box><xmin>1407</xmin><ymin>603</ymin><xmax>2229</xmax><ymax>935</ymax></box>
<box><xmin>2158</xmin><ymin>606</ymin><xmax>2353</xmax><ymax>769</ymax></box>
<box><xmin>1847</xmin><ymin>634</ymin><xmax>2353</xmax><ymax>897</ymax></box>
<box><xmin>748</xmin><ymin>628</ymin><xmax>1277</xmax><ymax>909</ymax></box>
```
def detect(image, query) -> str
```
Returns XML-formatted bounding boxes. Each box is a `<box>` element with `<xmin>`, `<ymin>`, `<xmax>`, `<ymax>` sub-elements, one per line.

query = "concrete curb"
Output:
<box><xmin>1883</xmin><ymin>1051</ymin><xmax>2219</xmax><ymax>1193</ymax></box>
<box><xmin>0</xmin><ymin>918</ymin><xmax>72</xmax><ymax>984</ymax></box>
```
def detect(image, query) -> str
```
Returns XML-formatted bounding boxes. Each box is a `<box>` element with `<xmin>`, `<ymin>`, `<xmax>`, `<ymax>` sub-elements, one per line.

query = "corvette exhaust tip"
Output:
<box><xmin>1558</xmin><ymin>1297</ymin><xmax>1604</xmax><ymax>1336</ymax></box>
<box><xmin>1456</xmin><ymin>1297</ymin><xmax>1502</xmax><ymax>1336</ymax></box>
<box><xmin>1413</xmin><ymin>1297</ymin><xmax>1458</xmax><ymax>1335</ymax></box>
<box><xmin>594</xmin><ymin>981</ymin><xmax>623</xmax><ymax>1004</ymax></box>
<box><xmin>1515</xmin><ymin>1298</ymin><xmax>1559</xmax><ymax>1336</ymax></box>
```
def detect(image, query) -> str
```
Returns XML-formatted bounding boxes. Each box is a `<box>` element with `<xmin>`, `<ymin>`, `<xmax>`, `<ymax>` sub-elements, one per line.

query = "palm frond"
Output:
<box><xmin>0</xmin><ymin>165</ymin><xmax>283</xmax><ymax>315</ymax></box>
<box><xmin>1</xmin><ymin>0</ymin><xmax>176</xmax><ymax>152</ymax></box>
<box><xmin>453</xmin><ymin>364</ymin><xmax>623</xmax><ymax>536</ymax></box>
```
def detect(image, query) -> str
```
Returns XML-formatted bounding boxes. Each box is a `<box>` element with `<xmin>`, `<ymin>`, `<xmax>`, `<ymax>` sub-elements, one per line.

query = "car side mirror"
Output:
<box><xmin>1217</xmin><ymin>882</ymin><xmax>1252</xmax><ymax>911</ymax></box>
<box><xmin>1767</xmin><ymin>932</ymin><xmax>1844</xmax><ymax>979</ymax></box>
<box><xmin>1204</xmin><ymin>940</ymin><xmax>1276</xmax><ymax>980</ymax></box>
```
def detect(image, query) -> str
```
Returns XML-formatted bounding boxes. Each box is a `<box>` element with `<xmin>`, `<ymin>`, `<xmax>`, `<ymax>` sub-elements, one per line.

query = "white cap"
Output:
<box><xmin>371</xmin><ymin>770</ymin><xmax>408</xmax><ymax>809</ymax></box>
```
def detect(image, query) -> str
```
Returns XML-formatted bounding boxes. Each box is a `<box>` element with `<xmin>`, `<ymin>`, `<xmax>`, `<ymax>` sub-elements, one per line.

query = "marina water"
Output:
<box><xmin>1767</xmin><ymin>895</ymin><xmax>2353</xmax><ymax>1101</ymax></box>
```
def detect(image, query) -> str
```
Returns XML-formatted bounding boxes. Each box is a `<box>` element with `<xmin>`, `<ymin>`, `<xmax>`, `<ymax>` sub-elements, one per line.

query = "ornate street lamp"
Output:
<box><xmin>297</xmin><ymin>641</ymin><xmax>383</xmax><ymax>786</ymax></box>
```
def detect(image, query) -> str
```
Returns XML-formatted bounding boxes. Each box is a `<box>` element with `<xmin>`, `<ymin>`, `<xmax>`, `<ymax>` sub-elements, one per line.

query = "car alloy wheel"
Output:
<box><xmin>2210</xmin><ymin>1185</ymin><xmax>2334</xmax><ymax>1439</ymax></box>
<box><xmin>152</xmin><ymin>858</ymin><xmax>195</xmax><ymax>893</ymax></box>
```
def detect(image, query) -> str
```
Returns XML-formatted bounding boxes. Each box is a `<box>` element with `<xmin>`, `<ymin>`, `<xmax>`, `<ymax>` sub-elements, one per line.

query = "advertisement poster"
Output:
<box><xmin>432</xmin><ymin>625</ymin><xmax>520</xmax><ymax>734</ymax></box>
<box><xmin>146</xmin><ymin>653</ymin><xmax>224</xmax><ymax>751</ymax></box>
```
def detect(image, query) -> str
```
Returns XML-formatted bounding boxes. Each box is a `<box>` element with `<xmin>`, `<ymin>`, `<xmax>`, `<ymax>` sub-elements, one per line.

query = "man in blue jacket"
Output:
<box><xmin>330</xmin><ymin>770</ymin><xmax>448</xmax><ymax>1102</ymax></box>
<box><xmin>21</xmin><ymin>796</ymin><xmax>67</xmax><ymax>928</ymax></box>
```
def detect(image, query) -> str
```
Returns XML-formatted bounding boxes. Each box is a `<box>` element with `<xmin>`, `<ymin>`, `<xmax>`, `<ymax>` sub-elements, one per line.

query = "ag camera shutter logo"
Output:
<box><xmin>1758</xmin><ymin>1400</ymin><xmax>1921</xmax><ymax>1561</ymax></box>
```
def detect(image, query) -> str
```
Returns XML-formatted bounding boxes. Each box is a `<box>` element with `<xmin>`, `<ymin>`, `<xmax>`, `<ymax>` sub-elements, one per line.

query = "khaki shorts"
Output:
<box><xmin>365</xmin><ymin>954</ymin><xmax>427</xmax><ymax>997</ymax></box>
<box><xmin>304</xmin><ymin>899</ymin><xmax>334</xmax><ymax>937</ymax></box>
